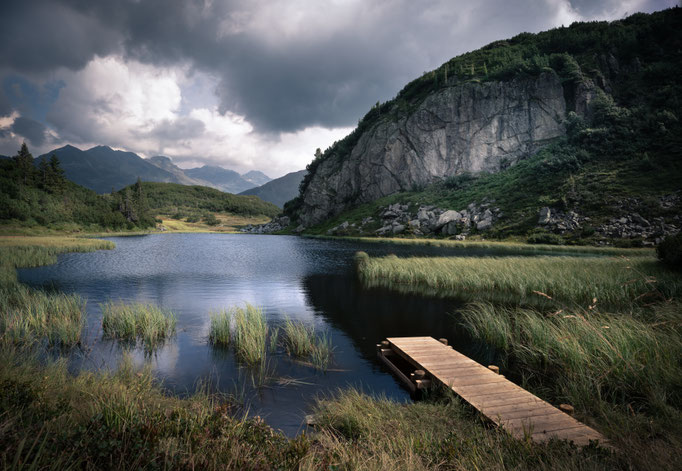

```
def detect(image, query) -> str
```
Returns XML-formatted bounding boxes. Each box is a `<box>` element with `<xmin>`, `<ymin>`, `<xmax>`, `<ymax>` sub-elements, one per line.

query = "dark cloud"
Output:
<box><xmin>144</xmin><ymin>117</ymin><xmax>206</xmax><ymax>141</ymax></box>
<box><xmin>10</xmin><ymin>117</ymin><xmax>48</xmax><ymax>146</ymax></box>
<box><xmin>0</xmin><ymin>0</ymin><xmax>675</xmax><ymax>135</ymax></box>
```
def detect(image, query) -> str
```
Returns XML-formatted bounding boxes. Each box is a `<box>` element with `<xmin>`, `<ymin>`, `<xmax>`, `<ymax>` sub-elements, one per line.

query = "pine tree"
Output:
<box><xmin>13</xmin><ymin>143</ymin><xmax>34</xmax><ymax>184</ymax></box>
<box><xmin>48</xmin><ymin>154</ymin><xmax>65</xmax><ymax>191</ymax></box>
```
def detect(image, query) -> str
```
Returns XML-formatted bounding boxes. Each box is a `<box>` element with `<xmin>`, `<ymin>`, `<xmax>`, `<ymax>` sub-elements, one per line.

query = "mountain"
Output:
<box><xmin>239</xmin><ymin>170</ymin><xmax>305</xmax><ymax>208</ymax></box>
<box><xmin>184</xmin><ymin>165</ymin><xmax>257</xmax><ymax>194</ymax></box>
<box><xmin>147</xmin><ymin>155</ymin><xmax>214</xmax><ymax>187</ymax></box>
<box><xmin>36</xmin><ymin>145</ymin><xmax>182</xmax><ymax>194</ymax></box>
<box><xmin>287</xmin><ymin>9</ymin><xmax>682</xmax><ymax>243</ymax></box>
<box><xmin>242</xmin><ymin>170</ymin><xmax>271</xmax><ymax>187</ymax></box>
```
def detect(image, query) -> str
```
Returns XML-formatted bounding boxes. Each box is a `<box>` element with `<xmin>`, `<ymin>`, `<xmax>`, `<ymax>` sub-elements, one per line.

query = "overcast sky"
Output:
<box><xmin>0</xmin><ymin>0</ymin><xmax>675</xmax><ymax>177</ymax></box>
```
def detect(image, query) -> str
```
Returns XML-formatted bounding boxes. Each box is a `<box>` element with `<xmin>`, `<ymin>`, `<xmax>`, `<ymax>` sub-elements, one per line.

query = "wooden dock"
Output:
<box><xmin>377</xmin><ymin>336</ymin><xmax>609</xmax><ymax>447</ymax></box>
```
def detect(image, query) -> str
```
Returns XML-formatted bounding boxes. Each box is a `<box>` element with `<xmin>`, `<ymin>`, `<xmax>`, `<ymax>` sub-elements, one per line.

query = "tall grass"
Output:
<box><xmin>282</xmin><ymin>317</ymin><xmax>333</xmax><ymax>371</ymax></box>
<box><xmin>0</xmin><ymin>237</ymin><xmax>112</xmax><ymax>347</ymax></box>
<box><xmin>0</xmin><ymin>285</ymin><xmax>85</xmax><ymax>347</ymax></box>
<box><xmin>101</xmin><ymin>302</ymin><xmax>176</xmax><ymax>352</ymax></box>
<box><xmin>209</xmin><ymin>309</ymin><xmax>232</xmax><ymax>346</ymax></box>
<box><xmin>0</xmin><ymin>236</ymin><xmax>115</xmax><ymax>286</ymax></box>
<box><xmin>461</xmin><ymin>301</ymin><xmax>682</xmax><ymax>468</ymax></box>
<box><xmin>232</xmin><ymin>304</ymin><xmax>268</xmax><ymax>365</ymax></box>
<box><xmin>0</xmin><ymin>347</ymin><xmax>305</xmax><ymax>470</ymax></box>
<box><xmin>308</xmin><ymin>234</ymin><xmax>654</xmax><ymax>256</ymax></box>
<box><xmin>304</xmin><ymin>388</ymin><xmax>622</xmax><ymax>471</ymax></box>
<box><xmin>356</xmin><ymin>252</ymin><xmax>681</xmax><ymax>308</ymax></box>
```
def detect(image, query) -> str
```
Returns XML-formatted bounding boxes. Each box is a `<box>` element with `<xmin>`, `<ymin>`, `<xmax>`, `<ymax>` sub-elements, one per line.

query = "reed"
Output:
<box><xmin>101</xmin><ymin>301</ymin><xmax>176</xmax><ymax>351</ymax></box>
<box><xmin>282</xmin><ymin>317</ymin><xmax>333</xmax><ymax>371</ymax></box>
<box><xmin>209</xmin><ymin>309</ymin><xmax>232</xmax><ymax>346</ymax></box>
<box><xmin>232</xmin><ymin>304</ymin><xmax>268</xmax><ymax>365</ymax></box>
<box><xmin>282</xmin><ymin>317</ymin><xmax>315</xmax><ymax>357</ymax></box>
<box><xmin>0</xmin><ymin>285</ymin><xmax>85</xmax><ymax>347</ymax></box>
<box><xmin>356</xmin><ymin>253</ymin><xmax>681</xmax><ymax>308</ymax></box>
<box><xmin>308</xmin><ymin>234</ymin><xmax>654</xmax><ymax>256</ymax></box>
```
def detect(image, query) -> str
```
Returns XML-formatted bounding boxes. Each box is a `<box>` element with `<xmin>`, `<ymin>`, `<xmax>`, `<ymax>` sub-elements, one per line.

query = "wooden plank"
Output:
<box><xmin>377</xmin><ymin>349</ymin><xmax>415</xmax><ymax>393</ymax></box>
<box><xmin>379</xmin><ymin>337</ymin><xmax>609</xmax><ymax>448</ymax></box>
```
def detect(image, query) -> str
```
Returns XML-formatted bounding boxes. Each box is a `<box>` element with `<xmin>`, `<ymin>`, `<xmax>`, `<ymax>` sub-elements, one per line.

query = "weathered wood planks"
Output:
<box><xmin>381</xmin><ymin>336</ymin><xmax>609</xmax><ymax>447</ymax></box>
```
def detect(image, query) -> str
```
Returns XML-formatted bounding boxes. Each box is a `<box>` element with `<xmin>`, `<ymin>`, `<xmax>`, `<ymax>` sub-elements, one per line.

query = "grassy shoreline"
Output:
<box><xmin>306</xmin><ymin>234</ymin><xmax>655</xmax><ymax>256</ymax></box>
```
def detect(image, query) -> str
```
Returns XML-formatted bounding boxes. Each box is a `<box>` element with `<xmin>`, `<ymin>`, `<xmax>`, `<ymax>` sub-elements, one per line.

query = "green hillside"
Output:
<box><xmin>122</xmin><ymin>182</ymin><xmax>280</xmax><ymax>219</ymax></box>
<box><xmin>0</xmin><ymin>144</ymin><xmax>138</xmax><ymax>232</ymax></box>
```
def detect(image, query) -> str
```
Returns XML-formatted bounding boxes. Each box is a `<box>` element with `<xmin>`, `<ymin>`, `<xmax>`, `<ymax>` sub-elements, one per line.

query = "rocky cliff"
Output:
<box><xmin>298</xmin><ymin>71</ymin><xmax>577</xmax><ymax>227</ymax></box>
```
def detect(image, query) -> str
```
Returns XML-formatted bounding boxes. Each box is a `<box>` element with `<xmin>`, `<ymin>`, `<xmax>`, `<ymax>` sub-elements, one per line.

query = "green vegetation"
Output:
<box><xmin>657</xmin><ymin>233</ymin><xmax>682</xmax><ymax>269</ymax></box>
<box><xmin>311</xmin><ymin>234</ymin><xmax>654</xmax><ymax>256</ymax></box>
<box><xmin>209</xmin><ymin>309</ymin><xmax>232</xmax><ymax>346</ymax></box>
<box><xmin>0</xmin><ymin>145</ymin><xmax>151</xmax><ymax>232</ymax></box>
<box><xmin>356</xmin><ymin>252</ymin><xmax>680</xmax><ymax>308</ymax></box>
<box><xmin>232</xmin><ymin>304</ymin><xmax>268</xmax><ymax>365</ymax></box>
<box><xmin>126</xmin><ymin>181</ymin><xmax>280</xmax><ymax>220</ymax></box>
<box><xmin>101</xmin><ymin>302</ymin><xmax>177</xmax><ymax>352</ymax></box>
<box><xmin>354</xmin><ymin>246</ymin><xmax>682</xmax><ymax>469</ymax></box>
<box><xmin>282</xmin><ymin>317</ymin><xmax>334</xmax><ymax>370</ymax></box>
<box><xmin>0</xmin><ymin>288</ymin><xmax>85</xmax><ymax>348</ymax></box>
<box><xmin>0</xmin><ymin>143</ymin><xmax>277</xmax><ymax>235</ymax></box>
<box><xmin>289</xmin><ymin>9</ymin><xmax>682</xmax><ymax>244</ymax></box>
<box><xmin>309</xmin><ymin>388</ymin><xmax>620</xmax><ymax>471</ymax></box>
<box><xmin>0</xmin><ymin>349</ymin><xmax>310</xmax><ymax>470</ymax></box>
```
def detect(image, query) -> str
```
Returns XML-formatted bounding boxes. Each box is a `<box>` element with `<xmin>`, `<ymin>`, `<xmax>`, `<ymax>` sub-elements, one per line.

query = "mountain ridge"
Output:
<box><xmin>33</xmin><ymin>145</ymin><xmax>272</xmax><ymax>195</ymax></box>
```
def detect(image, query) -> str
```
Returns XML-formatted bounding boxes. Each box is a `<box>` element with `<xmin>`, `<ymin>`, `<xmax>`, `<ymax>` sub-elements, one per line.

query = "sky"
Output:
<box><xmin>0</xmin><ymin>0</ymin><xmax>675</xmax><ymax>178</ymax></box>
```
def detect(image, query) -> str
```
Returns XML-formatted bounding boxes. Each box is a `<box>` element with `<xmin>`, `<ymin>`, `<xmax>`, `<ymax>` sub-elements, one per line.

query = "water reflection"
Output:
<box><xmin>18</xmin><ymin>234</ymin><xmax>503</xmax><ymax>435</ymax></box>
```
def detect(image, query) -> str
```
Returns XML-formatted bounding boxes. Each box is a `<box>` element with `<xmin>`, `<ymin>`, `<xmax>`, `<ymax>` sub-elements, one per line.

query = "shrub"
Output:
<box><xmin>657</xmin><ymin>233</ymin><xmax>682</xmax><ymax>269</ymax></box>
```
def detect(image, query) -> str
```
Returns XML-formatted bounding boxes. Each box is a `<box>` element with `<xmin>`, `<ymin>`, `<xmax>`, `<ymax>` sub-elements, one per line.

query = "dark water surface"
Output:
<box><xmin>19</xmin><ymin>234</ymin><xmax>501</xmax><ymax>435</ymax></box>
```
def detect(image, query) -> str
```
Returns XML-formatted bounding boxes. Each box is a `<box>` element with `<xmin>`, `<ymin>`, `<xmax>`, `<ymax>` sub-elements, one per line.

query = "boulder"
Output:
<box><xmin>538</xmin><ymin>207</ymin><xmax>551</xmax><ymax>225</ymax></box>
<box><xmin>435</xmin><ymin>210</ymin><xmax>461</xmax><ymax>229</ymax></box>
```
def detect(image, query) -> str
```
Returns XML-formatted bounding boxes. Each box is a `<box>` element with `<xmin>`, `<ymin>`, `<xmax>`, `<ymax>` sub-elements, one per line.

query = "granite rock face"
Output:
<box><xmin>299</xmin><ymin>71</ymin><xmax>571</xmax><ymax>227</ymax></box>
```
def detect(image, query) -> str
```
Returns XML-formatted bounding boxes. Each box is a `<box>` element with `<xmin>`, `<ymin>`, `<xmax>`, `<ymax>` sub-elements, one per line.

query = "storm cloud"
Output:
<box><xmin>0</xmin><ymin>0</ymin><xmax>675</xmax><ymax>175</ymax></box>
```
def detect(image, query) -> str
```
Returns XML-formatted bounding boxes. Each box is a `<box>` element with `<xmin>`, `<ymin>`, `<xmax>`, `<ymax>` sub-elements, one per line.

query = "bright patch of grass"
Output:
<box><xmin>356</xmin><ymin>253</ymin><xmax>681</xmax><ymax>308</ymax></box>
<box><xmin>282</xmin><ymin>317</ymin><xmax>333</xmax><ymax>371</ymax></box>
<box><xmin>101</xmin><ymin>302</ymin><xmax>176</xmax><ymax>352</ymax></box>
<box><xmin>0</xmin><ymin>285</ymin><xmax>85</xmax><ymax>347</ymax></box>
<box><xmin>209</xmin><ymin>309</ymin><xmax>231</xmax><ymax>346</ymax></box>
<box><xmin>232</xmin><ymin>304</ymin><xmax>268</xmax><ymax>365</ymax></box>
<box><xmin>309</xmin><ymin>234</ymin><xmax>654</xmax><ymax>256</ymax></box>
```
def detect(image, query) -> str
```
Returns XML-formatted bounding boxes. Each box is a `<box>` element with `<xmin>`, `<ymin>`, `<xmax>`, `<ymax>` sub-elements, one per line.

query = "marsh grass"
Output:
<box><xmin>282</xmin><ymin>317</ymin><xmax>333</xmax><ymax>371</ymax></box>
<box><xmin>356</xmin><ymin>252</ymin><xmax>681</xmax><ymax>308</ymax></box>
<box><xmin>0</xmin><ymin>347</ymin><xmax>306</xmax><ymax>470</ymax></box>
<box><xmin>310</xmin><ymin>234</ymin><xmax>654</xmax><ymax>256</ymax></box>
<box><xmin>462</xmin><ymin>301</ymin><xmax>682</xmax><ymax>469</ymax></box>
<box><xmin>101</xmin><ymin>302</ymin><xmax>176</xmax><ymax>352</ymax></box>
<box><xmin>232</xmin><ymin>304</ymin><xmax>268</xmax><ymax>365</ymax></box>
<box><xmin>0</xmin><ymin>286</ymin><xmax>85</xmax><ymax>347</ymax></box>
<box><xmin>209</xmin><ymin>309</ymin><xmax>231</xmax><ymax>346</ymax></box>
<box><xmin>304</xmin><ymin>388</ymin><xmax>620</xmax><ymax>471</ymax></box>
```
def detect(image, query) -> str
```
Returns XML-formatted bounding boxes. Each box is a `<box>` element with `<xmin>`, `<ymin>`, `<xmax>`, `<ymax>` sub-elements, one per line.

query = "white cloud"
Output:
<box><xmin>36</xmin><ymin>56</ymin><xmax>351</xmax><ymax>177</ymax></box>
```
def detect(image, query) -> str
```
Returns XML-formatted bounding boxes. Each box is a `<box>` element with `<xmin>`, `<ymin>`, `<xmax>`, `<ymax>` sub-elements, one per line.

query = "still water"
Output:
<box><xmin>19</xmin><ymin>234</ymin><xmax>498</xmax><ymax>435</ymax></box>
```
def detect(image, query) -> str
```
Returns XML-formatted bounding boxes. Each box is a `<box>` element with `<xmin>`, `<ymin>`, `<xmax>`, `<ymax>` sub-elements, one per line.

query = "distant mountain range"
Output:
<box><xmin>33</xmin><ymin>145</ymin><xmax>275</xmax><ymax>195</ymax></box>
<box><xmin>239</xmin><ymin>170</ymin><xmax>306</xmax><ymax>208</ymax></box>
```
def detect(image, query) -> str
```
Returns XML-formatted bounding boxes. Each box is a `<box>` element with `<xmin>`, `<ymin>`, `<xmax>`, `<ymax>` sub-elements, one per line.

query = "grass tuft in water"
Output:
<box><xmin>232</xmin><ymin>304</ymin><xmax>268</xmax><ymax>365</ymax></box>
<box><xmin>101</xmin><ymin>301</ymin><xmax>176</xmax><ymax>352</ymax></box>
<box><xmin>209</xmin><ymin>309</ymin><xmax>232</xmax><ymax>346</ymax></box>
<box><xmin>0</xmin><ymin>286</ymin><xmax>85</xmax><ymax>348</ymax></box>
<box><xmin>282</xmin><ymin>317</ymin><xmax>333</xmax><ymax>371</ymax></box>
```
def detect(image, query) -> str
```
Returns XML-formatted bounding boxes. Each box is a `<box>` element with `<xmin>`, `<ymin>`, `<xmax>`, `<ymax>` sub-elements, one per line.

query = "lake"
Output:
<box><xmin>18</xmin><ymin>234</ymin><xmax>499</xmax><ymax>435</ymax></box>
